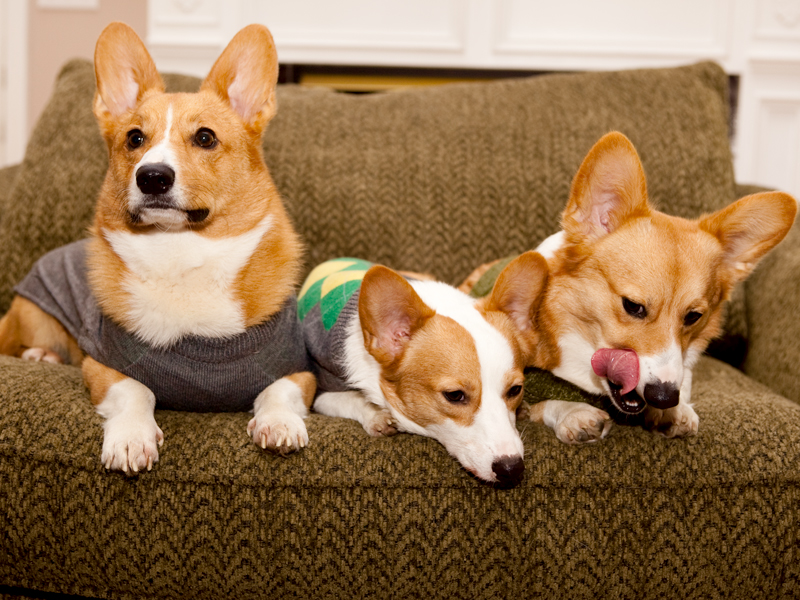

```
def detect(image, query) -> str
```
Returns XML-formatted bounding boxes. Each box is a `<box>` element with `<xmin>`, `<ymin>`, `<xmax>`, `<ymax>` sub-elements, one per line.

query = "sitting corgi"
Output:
<box><xmin>297</xmin><ymin>254</ymin><xmax>548</xmax><ymax>487</ymax></box>
<box><xmin>0</xmin><ymin>23</ymin><xmax>317</xmax><ymax>472</ymax></box>
<box><xmin>461</xmin><ymin>132</ymin><xmax>797</xmax><ymax>443</ymax></box>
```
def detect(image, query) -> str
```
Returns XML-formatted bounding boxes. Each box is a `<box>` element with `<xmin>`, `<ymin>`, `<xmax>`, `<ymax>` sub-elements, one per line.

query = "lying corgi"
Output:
<box><xmin>297</xmin><ymin>254</ymin><xmax>548</xmax><ymax>486</ymax></box>
<box><xmin>461</xmin><ymin>132</ymin><xmax>797</xmax><ymax>443</ymax></box>
<box><xmin>0</xmin><ymin>22</ymin><xmax>317</xmax><ymax>472</ymax></box>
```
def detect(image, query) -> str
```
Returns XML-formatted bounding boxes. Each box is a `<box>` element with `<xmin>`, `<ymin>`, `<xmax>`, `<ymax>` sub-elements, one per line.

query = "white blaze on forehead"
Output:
<box><xmin>535</xmin><ymin>230</ymin><xmax>566</xmax><ymax>261</ymax></box>
<box><xmin>139</xmin><ymin>104</ymin><xmax>175</xmax><ymax>166</ymax></box>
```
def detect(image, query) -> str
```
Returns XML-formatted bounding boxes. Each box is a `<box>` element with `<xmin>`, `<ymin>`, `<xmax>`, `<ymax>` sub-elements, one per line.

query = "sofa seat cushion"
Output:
<box><xmin>1</xmin><ymin>355</ymin><xmax>798</xmax><ymax>599</ymax></box>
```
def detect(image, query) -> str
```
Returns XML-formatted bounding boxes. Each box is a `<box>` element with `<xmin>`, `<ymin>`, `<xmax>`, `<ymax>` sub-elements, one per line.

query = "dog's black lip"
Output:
<box><xmin>128</xmin><ymin>199</ymin><xmax>210</xmax><ymax>225</ymax></box>
<box><xmin>608</xmin><ymin>381</ymin><xmax>647</xmax><ymax>414</ymax></box>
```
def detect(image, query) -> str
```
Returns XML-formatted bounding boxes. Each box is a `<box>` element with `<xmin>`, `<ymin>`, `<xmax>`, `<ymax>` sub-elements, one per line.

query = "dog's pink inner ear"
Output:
<box><xmin>202</xmin><ymin>24</ymin><xmax>279</xmax><ymax>130</ymax></box>
<box><xmin>482</xmin><ymin>251</ymin><xmax>548</xmax><ymax>333</ymax></box>
<box><xmin>93</xmin><ymin>22</ymin><xmax>164</xmax><ymax>119</ymax></box>
<box><xmin>700</xmin><ymin>191</ymin><xmax>798</xmax><ymax>282</ymax></box>
<box><xmin>563</xmin><ymin>132</ymin><xmax>650</xmax><ymax>242</ymax></box>
<box><xmin>359</xmin><ymin>267</ymin><xmax>434</xmax><ymax>367</ymax></box>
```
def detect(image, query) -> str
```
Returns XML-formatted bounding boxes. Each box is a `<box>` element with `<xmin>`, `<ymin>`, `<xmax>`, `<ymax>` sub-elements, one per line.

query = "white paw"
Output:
<box><xmin>363</xmin><ymin>407</ymin><xmax>398</xmax><ymax>437</ymax></box>
<box><xmin>644</xmin><ymin>402</ymin><xmax>699</xmax><ymax>438</ymax></box>
<box><xmin>21</xmin><ymin>347</ymin><xmax>62</xmax><ymax>364</ymax></box>
<box><xmin>102</xmin><ymin>412</ymin><xmax>164</xmax><ymax>473</ymax></box>
<box><xmin>548</xmin><ymin>404</ymin><xmax>612</xmax><ymax>445</ymax></box>
<box><xmin>248</xmin><ymin>409</ymin><xmax>308</xmax><ymax>455</ymax></box>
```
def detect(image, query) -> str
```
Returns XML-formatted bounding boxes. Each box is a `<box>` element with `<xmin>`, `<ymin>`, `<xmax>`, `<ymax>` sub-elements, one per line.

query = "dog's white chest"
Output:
<box><xmin>103</xmin><ymin>217</ymin><xmax>272</xmax><ymax>347</ymax></box>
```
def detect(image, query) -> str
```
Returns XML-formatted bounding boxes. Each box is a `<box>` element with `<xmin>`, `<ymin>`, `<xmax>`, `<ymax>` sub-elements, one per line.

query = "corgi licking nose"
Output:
<box><xmin>463</xmin><ymin>132</ymin><xmax>797</xmax><ymax>444</ymax></box>
<box><xmin>0</xmin><ymin>22</ymin><xmax>318</xmax><ymax>472</ymax></box>
<box><xmin>529</xmin><ymin>132</ymin><xmax>797</xmax><ymax>441</ymax></box>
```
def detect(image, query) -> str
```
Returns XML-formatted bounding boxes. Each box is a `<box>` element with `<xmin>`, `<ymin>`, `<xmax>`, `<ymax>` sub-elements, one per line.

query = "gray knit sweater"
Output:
<box><xmin>14</xmin><ymin>240</ymin><xmax>309</xmax><ymax>412</ymax></box>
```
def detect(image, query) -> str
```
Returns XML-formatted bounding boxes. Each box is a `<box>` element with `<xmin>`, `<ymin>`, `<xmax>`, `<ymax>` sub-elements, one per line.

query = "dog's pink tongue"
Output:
<box><xmin>591</xmin><ymin>349</ymin><xmax>639</xmax><ymax>395</ymax></box>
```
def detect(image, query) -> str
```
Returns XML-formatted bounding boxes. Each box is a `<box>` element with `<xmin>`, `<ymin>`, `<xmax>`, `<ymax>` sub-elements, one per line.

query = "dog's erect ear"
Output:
<box><xmin>94</xmin><ymin>22</ymin><xmax>164</xmax><ymax>121</ymax></box>
<box><xmin>359</xmin><ymin>266</ymin><xmax>435</xmax><ymax>368</ymax></box>
<box><xmin>700</xmin><ymin>191</ymin><xmax>797</xmax><ymax>284</ymax></box>
<box><xmin>562</xmin><ymin>132</ymin><xmax>651</xmax><ymax>243</ymax></box>
<box><xmin>201</xmin><ymin>24</ymin><xmax>279</xmax><ymax>132</ymax></box>
<box><xmin>479</xmin><ymin>251</ymin><xmax>548</xmax><ymax>334</ymax></box>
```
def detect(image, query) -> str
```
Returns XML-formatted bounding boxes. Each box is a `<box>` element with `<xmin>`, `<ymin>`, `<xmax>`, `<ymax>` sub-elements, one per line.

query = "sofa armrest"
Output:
<box><xmin>741</xmin><ymin>183</ymin><xmax>800</xmax><ymax>403</ymax></box>
<box><xmin>0</xmin><ymin>163</ymin><xmax>21</xmax><ymax>216</ymax></box>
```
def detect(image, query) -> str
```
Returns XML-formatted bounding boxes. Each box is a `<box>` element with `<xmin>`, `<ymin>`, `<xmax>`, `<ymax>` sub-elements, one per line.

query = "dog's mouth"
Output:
<box><xmin>592</xmin><ymin>348</ymin><xmax>645</xmax><ymax>415</ymax></box>
<box><xmin>129</xmin><ymin>198</ymin><xmax>210</xmax><ymax>226</ymax></box>
<box><xmin>607</xmin><ymin>381</ymin><xmax>647</xmax><ymax>414</ymax></box>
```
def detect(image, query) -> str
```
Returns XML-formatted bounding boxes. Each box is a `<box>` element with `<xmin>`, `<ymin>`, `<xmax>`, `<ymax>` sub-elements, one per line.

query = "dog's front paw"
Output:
<box><xmin>644</xmin><ymin>402</ymin><xmax>699</xmax><ymax>438</ymax></box>
<box><xmin>247</xmin><ymin>410</ymin><xmax>308</xmax><ymax>456</ymax></box>
<box><xmin>534</xmin><ymin>401</ymin><xmax>612</xmax><ymax>445</ymax></box>
<box><xmin>102</xmin><ymin>413</ymin><xmax>164</xmax><ymax>473</ymax></box>
<box><xmin>363</xmin><ymin>407</ymin><xmax>398</xmax><ymax>437</ymax></box>
<box><xmin>21</xmin><ymin>347</ymin><xmax>62</xmax><ymax>364</ymax></box>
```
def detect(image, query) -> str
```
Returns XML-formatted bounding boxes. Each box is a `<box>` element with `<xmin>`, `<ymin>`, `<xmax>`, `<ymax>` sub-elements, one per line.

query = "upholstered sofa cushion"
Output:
<box><xmin>1</xmin><ymin>354</ymin><xmax>799</xmax><ymax>599</ymax></box>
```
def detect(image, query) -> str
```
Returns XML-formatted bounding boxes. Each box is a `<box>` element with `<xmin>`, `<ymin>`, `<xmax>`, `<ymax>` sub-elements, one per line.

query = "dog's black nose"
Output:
<box><xmin>643</xmin><ymin>381</ymin><xmax>680</xmax><ymax>410</ymax></box>
<box><xmin>136</xmin><ymin>163</ymin><xmax>175</xmax><ymax>195</ymax></box>
<box><xmin>492</xmin><ymin>455</ymin><xmax>524</xmax><ymax>488</ymax></box>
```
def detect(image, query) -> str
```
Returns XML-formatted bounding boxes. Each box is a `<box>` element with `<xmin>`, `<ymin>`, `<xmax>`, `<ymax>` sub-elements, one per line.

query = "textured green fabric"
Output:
<box><xmin>3</xmin><ymin>59</ymin><xmax>799</xmax><ymax>600</ymax></box>
<box><xmin>1</xmin><ymin>355</ymin><xmax>799</xmax><ymax>599</ymax></box>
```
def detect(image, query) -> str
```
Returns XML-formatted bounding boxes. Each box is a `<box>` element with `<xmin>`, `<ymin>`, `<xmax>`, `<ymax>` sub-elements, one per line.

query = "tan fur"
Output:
<box><xmin>359</xmin><ymin>264</ymin><xmax>536</xmax><ymax>429</ymax></box>
<box><xmin>383</xmin><ymin>315</ymin><xmax>484</xmax><ymax>428</ymax></box>
<box><xmin>286</xmin><ymin>371</ymin><xmax>317</xmax><ymax>409</ymax></box>
<box><xmin>477</xmin><ymin>251</ymin><xmax>548</xmax><ymax>364</ymax></box>
<box><xmin>534</xmin><ymin>134</ymin><xmax>797</xmax><ymax>376</ymax></box>
<box><xmin>0</xmin><ymin>297</ymin><xmax>83</xmax><ymax>365</ymax></box>
<box><xmin>89</xmin><ymin>24</ymin><xmax>302</xmax><ymax>330</ymax></box>
<box><xmin>82</xmin><ymin>355</ymin><xmax>127</xmax><ymax>406</ymax></box>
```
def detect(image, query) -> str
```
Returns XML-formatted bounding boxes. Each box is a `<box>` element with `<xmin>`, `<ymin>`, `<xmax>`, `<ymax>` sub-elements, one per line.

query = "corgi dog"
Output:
<box><xmin>297</xmin><ymin>253</ymin><xmax>548</xmax><ymax>486</ymax></box>
<box><xmin>0</xmin><ymin>22</ymin><xmax>317</xmax><ymax>472</ymax></box>
<box><xmin>462</xmin><ymin>132</ymin><xmax>797</xmax><ymax>444</ymax></box>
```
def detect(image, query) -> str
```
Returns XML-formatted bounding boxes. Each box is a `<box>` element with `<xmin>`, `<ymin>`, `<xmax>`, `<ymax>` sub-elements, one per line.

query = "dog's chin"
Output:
<box><xmin>128</xmin><ymin>206</ymin><xmax>210</xmax><ymax>228</ymax></box>
<box><xmin>607</xmin><ymin>381</ymin><xmax>647</xmax><ymax>415</ymax></box>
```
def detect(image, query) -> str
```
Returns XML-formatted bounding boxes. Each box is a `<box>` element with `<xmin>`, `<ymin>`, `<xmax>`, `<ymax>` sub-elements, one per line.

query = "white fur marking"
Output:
<box><xmin>535</xmin><ymin>231</ymin><xmax>566</xmax><ymax>261</ymax></box>
<box><xmin>248</xmin><ymin>378</ymin><xmax>309</xmax><ymax>451</ymax></box>
<box><xmin>341</xmin><ymin>279</ymin><xmax>524</xmax><ymax>482</ymax></box>
<box><xmin>95</xmin><ymin>377</ymin><xmax>163</xmax><ymax>472</ymax></box>
<box><xmin>638</xmin><ymin>342</ymin><xmax>684</xmax><ymax>395</ymax></box>
<box><xmin>103</xmin><ymin>214</ymin><xmax>273</xmax><ymax>347</ymax></box>
<box><xmin>552</xmin><ymin>332</ymin><xmax>606</xmax><ymax>395</ymax></box>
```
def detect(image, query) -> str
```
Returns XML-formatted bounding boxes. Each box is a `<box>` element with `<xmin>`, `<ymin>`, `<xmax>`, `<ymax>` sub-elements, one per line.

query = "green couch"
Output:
<box><xmin>1</xmin><ymin>59</ymin><xmax>799</xmax><ymax>600</ymax></box>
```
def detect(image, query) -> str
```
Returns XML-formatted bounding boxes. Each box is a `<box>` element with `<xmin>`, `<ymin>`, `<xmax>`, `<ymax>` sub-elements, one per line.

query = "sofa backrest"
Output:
<box><xmin>0</xmin><ymin>59</ymin><xmax>735</xmax><ymax>316</ymax></box>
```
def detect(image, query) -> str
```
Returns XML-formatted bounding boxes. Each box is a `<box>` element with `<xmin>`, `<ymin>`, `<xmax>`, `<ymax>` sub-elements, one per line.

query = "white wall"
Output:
<box><xmin>145</xmin><ymin>0</ymin><xmax>800</xmax><ymax>198</ymax></box>
<box><xmin>5</xmin><ymin>0</ymin><xmax>800</xmax><ymax>198</ymax></box>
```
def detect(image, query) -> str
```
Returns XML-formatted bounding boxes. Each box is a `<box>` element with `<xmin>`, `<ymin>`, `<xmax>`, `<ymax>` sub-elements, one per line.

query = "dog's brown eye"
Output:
<box><xmin>684</xmin><ymin>311</ymin><xmax>703</xmax><ymax>326</ymax></box>
<box><xmin>127</xmin><ymin>129</ymin><xmax>145</xmax><ymax>150</ymax></box>
<box><xmin>194</xmin><ymin>128</ymin><xmax>217</xmax><ymax>149</ymax></box>
<box><xmin>507</xmin><ymin>385</ymin><xmax>523</xmax><ymax>399</ymax></box>
<box><xmin>623</xmin><ymin>297</ymin><xmax>647</xmax><ymax>319</ymax></box>
<box><xmin>443</xmin><ymin>390</ymin><xmax>467</xmax><ymax>404</ymax></box>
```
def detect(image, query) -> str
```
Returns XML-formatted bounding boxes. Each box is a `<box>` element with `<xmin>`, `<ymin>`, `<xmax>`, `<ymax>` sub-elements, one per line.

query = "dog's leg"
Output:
<box><xmin>0</xmin><ymin>296</ymin><xmax>83</xmax><ymax>365</ymax></box>
<box><xmin>313</xmin><ymin>390</ymin><xmax>397</xmax><ymax>437</ymax></box>
<box><xmin>643</xmin><ymin>370</ymin><xmax>699</xmax><ymax>438</ymax></box>
<box><xmin>83</xmin><ymin>355</ymin><xmax>163</xmax><ymax>472</ymax></box>
<box><xmin>247</xmin><ymin>372</ymin><xmax>316</xmax><ymax>455</ymax></box>
<box><xmin>529</xmin><ymin>400</ymin><xmax>612</xmax><ymax>444</ymax></box>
